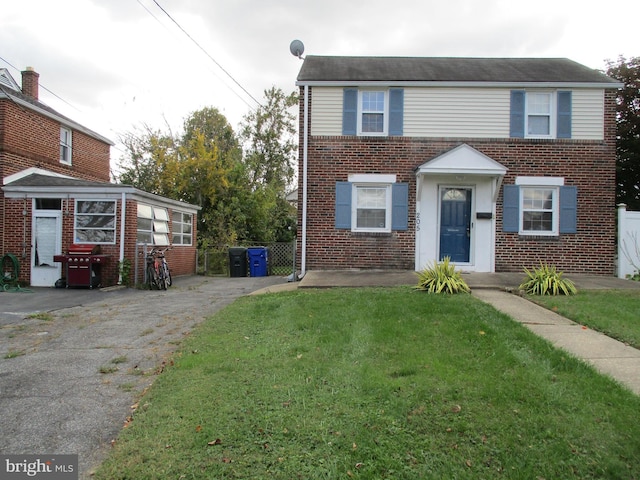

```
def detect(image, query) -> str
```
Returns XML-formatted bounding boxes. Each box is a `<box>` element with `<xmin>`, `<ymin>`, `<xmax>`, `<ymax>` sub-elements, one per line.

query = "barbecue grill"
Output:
<box><xmin>53</xmin><ymin>244</ymin><xmax>110</xmax><ymax>288</ymax></box>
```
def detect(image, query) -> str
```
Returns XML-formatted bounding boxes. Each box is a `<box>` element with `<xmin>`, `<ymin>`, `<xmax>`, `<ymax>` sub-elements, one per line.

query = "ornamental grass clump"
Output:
<box><xmin>415</xmin><ymin>257</ymin><xmax>470</xmax><ymax>294</ymax></box>
<box><xmin>519</xmin><ymin>263</ymin><xmax>577</xmax><ymax>296</ymax></box>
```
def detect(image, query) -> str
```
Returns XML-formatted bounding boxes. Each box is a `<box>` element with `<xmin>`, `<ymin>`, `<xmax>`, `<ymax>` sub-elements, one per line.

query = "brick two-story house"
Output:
<box><xmin>1</xmin><ymin>67</ymin><xmax>199</xmax><ymax>287</ymax></box>
<box><xmin>295</xmin><ymin>56</ymin><xmax>622</xmax><ymax>275</ymax></box>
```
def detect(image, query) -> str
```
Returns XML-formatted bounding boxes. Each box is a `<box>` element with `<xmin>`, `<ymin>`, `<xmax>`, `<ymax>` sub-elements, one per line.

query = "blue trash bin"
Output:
<box><xmin>247</xmin><ymin>247</ymin><xmax>268</xmax><ymax>277</ymax></box>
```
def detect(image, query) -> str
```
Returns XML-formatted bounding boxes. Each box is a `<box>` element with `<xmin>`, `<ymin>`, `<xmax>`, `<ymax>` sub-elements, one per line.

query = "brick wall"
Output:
<box><xmin>0</xmin><ymin>100</ymin><xmax>110</xmax><ymax>181</ymax></box>
<box><xmin>297</xmin><ymin>88</ymin><xmax>618</xmax><ymax>275</ymax></box>
<box><xmin>1</xmin><ymin>196</ymin><xmax>31</xmax><ymax>282</ymax></box>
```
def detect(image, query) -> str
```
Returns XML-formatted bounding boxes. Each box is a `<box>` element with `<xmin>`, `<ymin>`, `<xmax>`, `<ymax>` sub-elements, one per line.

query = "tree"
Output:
<box><xmin>606</xmin><ymin>56</ymin><xmax>640</xmax><ymax>210</ymax></box>
<box><xmin>239</xmin><ymin>87</ymin><xmax>299</xmax><ymax>242</ymax></box>
<box><xmin>116</xmin><ymin>100</ymin><xmax>298</xmax><ymax>247</ymax></box>
<box><xmin>240</xmin><ymin>87</ymin><xmax>298</xmax><ymax>192</ymax></box>
<box><xmin>116</xmin><ymin>124</ymin><xmax>179</xmax><ymax>197</ymax></box>
<box><xmin>117</xmin><ymin>110</ymin><xmax>243</xmax><ymax>246</ymax></box>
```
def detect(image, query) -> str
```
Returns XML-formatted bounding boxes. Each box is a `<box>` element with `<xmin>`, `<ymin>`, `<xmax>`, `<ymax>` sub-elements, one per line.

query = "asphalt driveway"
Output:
<box><xmin>0</xmin><ymin>275</ymin><xmax>288</xmax><ymax>479</ymax></box>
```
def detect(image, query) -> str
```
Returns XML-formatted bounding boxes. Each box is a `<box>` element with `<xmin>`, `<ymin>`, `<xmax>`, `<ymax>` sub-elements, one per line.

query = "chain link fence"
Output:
<box><xmin>197</xmin><ymin>239</ymin><xmax>296</xmax><ymax>278</ymax></box>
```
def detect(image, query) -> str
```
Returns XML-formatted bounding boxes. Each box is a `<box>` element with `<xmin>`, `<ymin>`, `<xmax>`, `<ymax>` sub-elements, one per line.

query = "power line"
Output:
<box><xmin>150</xmin><ymin>0</ymin><xmax>263</xmax><ymax>109</ymax></box>
<box><xmin>0</xmin><ymin>55</ymin><xmax>79</xmax><ymax>112</ymax></box>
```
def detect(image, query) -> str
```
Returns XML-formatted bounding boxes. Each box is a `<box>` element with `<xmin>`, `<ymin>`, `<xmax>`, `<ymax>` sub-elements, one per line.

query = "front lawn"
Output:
<box><xmin>95</xmin><ymin>288</ymin><xmax>640</xmax><ymax>479</ymax></box>
<box><xmin>529</xmin><ymin>289</ymin><xmax>640</xmax><ymax>349</ymax></box>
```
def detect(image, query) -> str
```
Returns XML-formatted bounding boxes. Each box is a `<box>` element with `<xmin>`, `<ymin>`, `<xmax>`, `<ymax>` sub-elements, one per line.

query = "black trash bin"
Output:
<box><xmin>247</xmin><ymin>247</ymin><xmax>268</xmax><ymax>277</ymax></box>
<box><xmin>228</xmin><ymin>247</ymin><xmax>247</xmax><ymax>277</ymax></box>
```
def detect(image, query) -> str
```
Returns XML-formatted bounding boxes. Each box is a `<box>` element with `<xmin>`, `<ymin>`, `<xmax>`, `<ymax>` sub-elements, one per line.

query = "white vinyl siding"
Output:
<box><xmin>310</xmin><ymin>87</ymin><xmax>343</xmax><ymax>136</ymax></box>
<box><xmin>309</xmin><ymin>86</ymin><xmax>605</xmax><ymax>140</ymax></box>
<box><xmin>404</xmin><ymin>88</ymin><xmax>509</xmax><ymax>138</ymax></box>
<box><xmin>572</xmin><ymin>89</ymin><xmax>604</xmax><ymax>140</ymax></box>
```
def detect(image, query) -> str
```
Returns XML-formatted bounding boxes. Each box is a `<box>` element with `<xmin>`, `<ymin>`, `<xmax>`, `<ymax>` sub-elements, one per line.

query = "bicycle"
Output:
<box><xmin>146</xmin><ymin>247</ymin><xmax>172</xmax><ymax>290</ymax></box>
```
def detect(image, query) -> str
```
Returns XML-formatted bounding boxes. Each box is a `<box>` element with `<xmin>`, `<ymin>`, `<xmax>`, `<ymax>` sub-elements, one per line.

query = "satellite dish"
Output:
<box><xmin>290</xmin><ymin>39</ymin><xmax>305</xmax><ymax>59</ymax></box>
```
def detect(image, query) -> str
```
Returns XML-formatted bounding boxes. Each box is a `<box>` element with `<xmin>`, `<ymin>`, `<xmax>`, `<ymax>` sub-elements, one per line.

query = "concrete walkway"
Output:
<box><xmin>293</xmin><ymin>270</ymin><xmax>640</xmax><ymax>395</ymax></box>
<box><xmin>471</xmin><ymin>289</ymin><xmax>640</xmax><ymax>396</ymax></box>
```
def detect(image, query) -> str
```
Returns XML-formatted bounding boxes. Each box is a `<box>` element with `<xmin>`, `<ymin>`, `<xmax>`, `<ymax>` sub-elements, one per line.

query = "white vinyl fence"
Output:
<box><xmin>618</xmin><ymin>204</ymin><xmax>640</xmax><ymax>278</ymax></box>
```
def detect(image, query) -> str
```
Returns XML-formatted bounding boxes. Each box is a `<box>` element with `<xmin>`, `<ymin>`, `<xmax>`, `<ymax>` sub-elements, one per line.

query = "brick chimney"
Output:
<box><xmin>21</xmin><ymin>67</ymin><xmax>39</xmax><ymax>100</ymax></box>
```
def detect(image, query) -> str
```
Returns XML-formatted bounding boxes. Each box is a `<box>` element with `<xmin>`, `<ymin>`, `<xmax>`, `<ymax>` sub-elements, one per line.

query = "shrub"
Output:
<box><xmin>415</xmin><ymin>257</ymin><xmax>470</xmax><ymax>294</ymax></box>
<box><xmin>519</xmin><ymin>263</ymin><xmax>577</xmax><ymax>295</ymax></box>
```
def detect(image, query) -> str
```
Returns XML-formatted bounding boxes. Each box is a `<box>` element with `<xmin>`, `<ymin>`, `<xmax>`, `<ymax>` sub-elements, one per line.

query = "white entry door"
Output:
<box><xmin>31</xmin><ymin>209</ymin><xmax>62</xmax><ymax>287</ymax></box>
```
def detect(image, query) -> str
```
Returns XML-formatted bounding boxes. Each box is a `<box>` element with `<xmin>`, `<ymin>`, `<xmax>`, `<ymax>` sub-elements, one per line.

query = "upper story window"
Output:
<box><xmin>172</xmin><ymin>211</ymin><xmax>193</xmax><ymax>245</ymax></box>
<box><xmin>74</xmin><ymin>200</ymin><xmax>116</xmax><ymax>243</ymax></box>
<box><xmin>360</xmin><ymin>91</ymin><xmax>387</xmax><ymax>135</ymax></box>
<box><xmin>510</xmin><ymin>90</ymin><xmax>572</xmax><ymax>139</ymax></box>
<box><xmin>526</xmin><ymin>92</ymin><xmax>553</xmax><ymax>137</ymax></box>
<box><xmin>343</xmin><ymin>88</ymin><xmax>404</xmax><ymax>136</ymax></box>
<box><xmin>60</xmin><ymin>127</ymin><xmax>72</xmax><ymax>165</ymax></box>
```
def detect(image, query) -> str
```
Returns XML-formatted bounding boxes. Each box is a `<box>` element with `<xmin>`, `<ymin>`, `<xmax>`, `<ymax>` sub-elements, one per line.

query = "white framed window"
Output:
<box><xmin>74</xmin><ymin>200</ymin><xmax>116</xmax><ymax>243</ymax></box>
<box><xmin>358</xmin><ymin>90</ymin><xmax>388</xmax><ymax>135</ymax></box>
<box><xmin>526</xmin><ymin>92</ymin><xmax>555</xmax><ymax>138</ymax></box>
<box><xmin>60</xmin><ymin>127</ymin><xmax>72</xmax><ymax>165</ymax></box>
<box><xmin>516</xmin><ymin>177</ymin><xmax>563</xmax><ymax>236</ymax></box>
<box><xmin>351</xmin><ymin>180</ymin><xmax>393</xmax><ymax>233</ymax></box>
<box><xmin>172</xmin><ymin>211</ymin><xmax>193</xmax><ymax>245</ymax></box>
<box><xmin>137</xmin><ymin>204</ymin><xmax>170</xmax><ymax>245</ymax></box>
<box><xmin>520</xmin><ymin>187</ymin><xmax>558</xmax><ymax>234</ymax></box>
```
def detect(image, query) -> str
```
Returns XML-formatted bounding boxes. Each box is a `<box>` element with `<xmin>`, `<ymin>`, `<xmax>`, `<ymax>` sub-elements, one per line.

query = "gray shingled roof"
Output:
<box><xmin>4</xmin><ymin>173</ymin><xmax>113</xmax><ymax>188</ymax></box>
<box><xmin>297</xmin><ymin>56</ymin><xmax>620</xmax><ymax>85</ymax></box>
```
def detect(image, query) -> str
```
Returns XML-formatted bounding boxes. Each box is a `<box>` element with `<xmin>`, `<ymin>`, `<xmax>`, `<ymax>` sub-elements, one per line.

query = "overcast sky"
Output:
<box><xmin>1</xmin><ymin>0</ymin><xmax>637</xmax><ymax>164</ymax></box>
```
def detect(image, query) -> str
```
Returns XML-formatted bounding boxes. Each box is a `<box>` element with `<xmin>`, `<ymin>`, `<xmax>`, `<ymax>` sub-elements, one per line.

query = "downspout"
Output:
<box><xmin>118</xmin><ymin>192</ymin><xmax>126</xmax><ymax>284</ymax></box>
<box><xmin>300</xmin><ymin>84</ymin><xmax>309</xmax><ymax>278</ymax></box>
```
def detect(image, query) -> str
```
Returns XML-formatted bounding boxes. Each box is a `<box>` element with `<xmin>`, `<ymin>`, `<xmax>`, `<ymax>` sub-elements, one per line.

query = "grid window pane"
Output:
<box><xmin>523</xmin><ymin>211</ymin><xmax>553</xmax><ymax>231</ymax></box>
<box><xmin>362</xmin><ymin>91</ymin><xmax>384</xmax><ymax>112</ymax></box>
<box><xmin>360</xmin><ymin>91</ymin><xmax>385</xmax><ymax>134</ymax></box>
<box><xmin>171</xmin><ymin>210</ymin><xmax>193</xmax><ymax>245</ymax></box>
<box><xmin>522</xmin><ymin>188</ymin><xmax>555</xmax><ymax>233</ymax></box>
<box><xmin>362</xmin><ymin>113</ymin><xmax>384</xmax><ymax>132</ymax></box>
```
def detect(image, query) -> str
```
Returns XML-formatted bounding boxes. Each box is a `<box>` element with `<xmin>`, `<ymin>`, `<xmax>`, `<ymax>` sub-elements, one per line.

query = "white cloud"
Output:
<box><xmin>1</xmin><ymin>0</ymin><xmax>637</xmax><ymax>163</ymax></box>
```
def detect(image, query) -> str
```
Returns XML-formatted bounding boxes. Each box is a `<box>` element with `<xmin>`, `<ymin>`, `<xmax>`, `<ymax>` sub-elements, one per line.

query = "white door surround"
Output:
<box><xmin>415</xmin><ymin>144</ymin><xmax>507</xmax><ymax>272</ymax></box>
<box><xmin>30</xmin><ymin>206</ymin><xmax>62</xmax><ymax>287</ymax></box>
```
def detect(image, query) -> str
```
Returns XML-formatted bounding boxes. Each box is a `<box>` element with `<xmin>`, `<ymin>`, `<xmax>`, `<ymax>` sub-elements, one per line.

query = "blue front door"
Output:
<box><xmin>439</xmin><ymin>188</ymin><xmax>471</xmax><ymax>263</ymax></box>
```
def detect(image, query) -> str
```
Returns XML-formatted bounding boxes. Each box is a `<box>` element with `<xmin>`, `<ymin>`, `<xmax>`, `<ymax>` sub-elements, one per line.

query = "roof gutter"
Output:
<box><xmin>296</xmin><ymin>80</ymin><xmax>624</xmax><ymax>89</ymax></box>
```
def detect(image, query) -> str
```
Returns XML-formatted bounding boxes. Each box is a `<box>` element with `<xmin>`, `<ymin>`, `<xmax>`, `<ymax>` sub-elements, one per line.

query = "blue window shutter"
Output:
<box><xmin>559</xmin><ymin>186</ymin><xmax>577</xmax><ymax>233</ymax></box>
<box><xmin>510</xmin><ymin>90</ymin><xmax>525</xmax><ymax>138</ymax></box>
<box><xmin>391</xmin><ymin>183</ymin><xmax>409</xmax><ymax>230</ymax></box>
<box><xmin>503</xmin><ymin>185</ymin><xmax>519</xmax><ymax>232</ymax></box>
<box><xmin>389</xmin><ymin>88</ymin><xmax>404</xmax><ymax>136</ymax></box>
<box><xmin>342</xmin><ymin>89</ymin><xmax>358</xmax><ymax>135</ymax></box>
<box><xmin>335</xmin><ymin>182</ymin><xmax>352</xmax><ymax>229</ymax></box>
<box><xmin>557</xmin><ymin>91</ymin><xmax>572</xmax><ymax>139</ymax></box>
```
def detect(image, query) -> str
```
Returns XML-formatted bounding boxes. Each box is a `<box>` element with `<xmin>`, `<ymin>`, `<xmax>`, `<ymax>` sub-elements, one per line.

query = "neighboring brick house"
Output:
<box><xmin>295</xmin><ymin>56</ymin><xmax>622</xmax><ymax>275</ymax></box>
<box><xmin>1</xmin><ymin>67</ymin><xmax>199</xmax><ymax>287</ymax></box>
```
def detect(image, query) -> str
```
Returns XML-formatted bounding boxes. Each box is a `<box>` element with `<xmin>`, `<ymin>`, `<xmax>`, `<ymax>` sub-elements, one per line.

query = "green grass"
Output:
<box><xmin>94</xmin><ymin>288</ymin><xmax>640</xmax><ymax>479</ymax></box>
<box><xmin>530</xmin><ymin>290</ymin><xmax>640</xmax><ymax>349</ymax></box>
<box><xmin>4</xmin><ymin>349</ymin><xmax>26</xmax><ymax>359</ymax></box>
<box><xmin>27</xmin><ymin>312</ymin><xmax>53</xmax><ymax>321</ymax></box>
